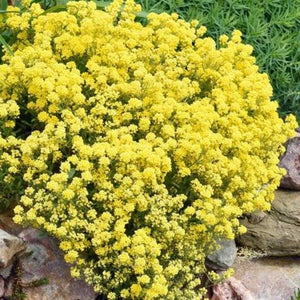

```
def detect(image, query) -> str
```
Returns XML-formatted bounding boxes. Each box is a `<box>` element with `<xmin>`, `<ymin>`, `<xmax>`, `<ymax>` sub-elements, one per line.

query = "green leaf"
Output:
<box><xmin>291</xmin><ymin>288</ymin><xmax>300</xmax><ymax>300</ymax></box>
<box><xmin>94</xmin><ymin>1</ymin><xmax>111</xmax><ymax>9</ymax></box>
<box><xmin>43</xmin><ymin>4</ymin><xmax>66</xmax><ymax>13</ymax></box>
<box><xmin>0</xmin><ymin>34</ymin><xmax>14</xmax><ymax>56</ymax></box>
<box><xmin>13</xmin><ymin>0</ymin><xmax>22</xmax><ymax>8</ymax></box>
<box><xmin>136</xmin><ymin>10</ymin><xmax>148</xmax><ymax>19</ymax></box>
<box><xmin>56</xmin><ymin>0</ymin><xmax>68</xmax><ymax>5</ymax></box>
<box><xmin>68</xmin><ymin>168</ymin><xmax>76</xmax><ymax>180</ymax></box>
<box><xmin>0</xmin><ymin>0</ymin><xmax>7</xmax><ymax>11</ymax></box>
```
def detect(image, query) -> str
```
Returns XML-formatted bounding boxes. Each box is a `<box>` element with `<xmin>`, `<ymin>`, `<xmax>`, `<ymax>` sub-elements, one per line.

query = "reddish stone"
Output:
<box><xmin>211</xmin><ymin>277</ymin><xmax>254</xmax><ymax>300</ymax></box>
<box><xmin>18</xmin><ymin>228</ymin><xmax>97</xmax><ymax>300</ymax></box>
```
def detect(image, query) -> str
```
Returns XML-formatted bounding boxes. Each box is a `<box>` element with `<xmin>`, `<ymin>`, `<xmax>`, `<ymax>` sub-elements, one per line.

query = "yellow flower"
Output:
<box><xmin>13</xmin><ymin>215</ymin><xmax>23</xmax><ymax>224</ymax></box>
<box><xmin>14</xmin><ymin>205</ymin><xmax>23</xmax><ymax>214</ymax></box>
<box><xmin>130</xmin><ymin>284</ymin><xmax>142</xmax><ymax>297</ymax></box>
<box><xmin>62</xmin><ymin>189</ymin><xmax>75</xmax><ymax>201</ymax></box>
<box><xmin>138</xmin><ymin>275</ymin><xmax>150</xmax><ymax>284</ymax></box>
<box><xmin>60</xmin><ymin>241</ymin><xmax>72</xmax><ymax>251</ymax></box>
<box><xmin>65</xmin><ymin>250</ymin><xmax>78</xmax><ymax>263</ymax></box>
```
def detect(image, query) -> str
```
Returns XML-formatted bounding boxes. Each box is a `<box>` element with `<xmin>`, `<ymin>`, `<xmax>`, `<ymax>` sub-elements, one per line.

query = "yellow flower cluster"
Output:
<box><xmin>0</xmin><ymin>0</ymin><xmax>296</xmax><ymax>298</ymax></box>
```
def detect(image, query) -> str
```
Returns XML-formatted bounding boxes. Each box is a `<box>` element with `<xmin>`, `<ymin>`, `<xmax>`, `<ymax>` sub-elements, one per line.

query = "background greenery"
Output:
<box><xmin>1</xmin><ymin>0</ymin><xmax>299</xmax><ymax>121</ymax></box>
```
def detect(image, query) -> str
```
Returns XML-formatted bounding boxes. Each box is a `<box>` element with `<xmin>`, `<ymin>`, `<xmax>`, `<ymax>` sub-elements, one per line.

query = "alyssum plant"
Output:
<box><xmin>135</xmin><ymin>0</ymin><xmax>300</xmax><ymax>122</ymax></box>
<box><xmin>0</xmin><ymin>0</ymin><xmax>297</xmax><ymax>299</ymax></box>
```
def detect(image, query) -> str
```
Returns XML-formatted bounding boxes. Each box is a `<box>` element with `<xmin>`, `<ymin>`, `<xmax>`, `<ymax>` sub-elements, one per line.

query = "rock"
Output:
<box><xmin>0</xmin><ymin>229</ymin><xmax>25</xmax><ymax>268</ymax></box>
<box><xmin>211</xmin><ymin>277</ymin><xmax>255</xmax><ymax>300</ymax></box>
<box><xmin>272</xmin><ymin>190</ymin><xmax>300</xmax><ymax>224</ymax></box>
<box><xmin>237</xmin><ymin>190</ymin><xmax>300</xmax><ymax>256</ymax></box>
<box><xmin>279</xmin><ymin>132</ymin><xmax>300</xmax><ymax>190</ymax></box>
<box><xmin>206</xmin><ymin>240</ymin><xmax>237</xmax><ymax>270</ymax></box>
<box><xmin>0</xmin><ymin>276</ymin><xmax>4</xmax><ymax>298</ymax></box>
<box><xmin>3</xmin><ymin>273</ymin><xmax>13</xmax><ymax>299</ymax></box>
<box><xmin>0</xmin><ymin>264</ymin><xmax>12</xmax><ymax>279</ymax></box>
<box><xmin>0</xmin><ymin>213</ymin><xmax>23</xmax><ymax>236</ymax></box>
<box><xmin>17</xmin><ymin>228</ymin><xmax>97</xmax><ymax>300</ymax></box>
<box><xmin>0</xmin><ymin>219</ymin><xmax>98</xmax><ymax>300</ymax></box>
<box><xmin>248</xmin><ymin>211</ymin><xmax>266</xmax><ymax>224</ymax></box>
<box><xmin>233</xmin><ymin>256</ymin><xmax>300</xmax><ymax>300</ymax></box>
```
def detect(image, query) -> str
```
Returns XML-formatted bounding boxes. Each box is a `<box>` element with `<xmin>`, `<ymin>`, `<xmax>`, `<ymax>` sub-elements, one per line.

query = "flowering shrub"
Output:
<box><xmin>0</xmin><ymin>0</ymin><xmax>297</xmax><ymax>298</ymax></box>
<box><xmin>136</xmin><ymin>0</ymin><xmax>300</xmax><ymax>122</ymax></box>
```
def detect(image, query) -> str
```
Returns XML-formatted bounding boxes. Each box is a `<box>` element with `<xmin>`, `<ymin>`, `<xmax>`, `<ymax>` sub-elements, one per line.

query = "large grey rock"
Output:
<box><xmin>206</xmin><ymin>240</ymin><xmax>237</xmax><ymax>270</ymax></box>
<box><xmin>0</xmin><ymin>229</ymin><xmax>25</xmax><ymax>268</ymax></box>
<box><xmin>279</xmin><ymin>132</ymin><xmax>300</xmax><ymax>190</ymax></box>
<box><xmin>238</xmin><ymin>190</ymin><xmax>300</xmax><ymax>256</ymax></box>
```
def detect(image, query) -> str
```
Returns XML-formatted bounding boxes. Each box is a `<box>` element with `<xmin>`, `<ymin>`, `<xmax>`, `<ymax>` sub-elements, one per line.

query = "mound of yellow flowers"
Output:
<box><xmin>0</xmin><ymin>0</ymin><xmax>296</xmax><ymax>298</ymax></box>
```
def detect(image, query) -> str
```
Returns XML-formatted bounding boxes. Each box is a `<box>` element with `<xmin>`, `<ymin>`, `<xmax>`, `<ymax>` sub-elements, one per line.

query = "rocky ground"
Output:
<box><xmin>0</xmin><ymin>215</ymin><xmax>97</xmax><ymax>300</ymax></box>
<box><xmin>234</xmin><ymin>256</ymin><xmax>300</xmax><ymax>300</ymax></box>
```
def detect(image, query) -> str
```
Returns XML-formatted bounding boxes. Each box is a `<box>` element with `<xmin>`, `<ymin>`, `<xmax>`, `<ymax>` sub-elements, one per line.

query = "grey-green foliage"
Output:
<box><xmin>136</xmin><ymin>0</ymin><xmax>300</xmax><ymax>122</ymax></box>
